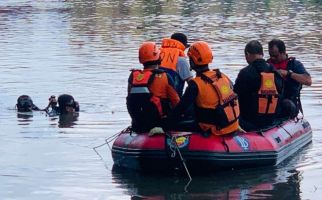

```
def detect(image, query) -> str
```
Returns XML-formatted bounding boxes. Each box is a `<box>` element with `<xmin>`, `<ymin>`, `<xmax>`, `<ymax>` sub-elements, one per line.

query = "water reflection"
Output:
<box><xmin>16</xmin><ymin>113</ymin><xmax>33</xmax><ymax>121</ymax></box>
<box><xmin>110</xmin><ymin>144</ymin><xmax>312</xmax><ymax>199</ymax></box>
<box><xmin>0</xmin><ymin>0</ymin><xmax>322</xmax><ymax>199</ymax></box>
<box><xmin>112</xmin><ymin>166</ymin><xmax>301</xmax><ymax>200</ymax></box>
<box><xmin>58</xmin><ymin>113</ymin><xmax>79</xmax><ymax>128</ymax></box>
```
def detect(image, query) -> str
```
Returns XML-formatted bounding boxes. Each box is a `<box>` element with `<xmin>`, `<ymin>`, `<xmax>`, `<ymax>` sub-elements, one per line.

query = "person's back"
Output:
<box><xmin>127</xmin><ymin>42</ymin><xmax>179</xmax><ymax>133</ymax></box>
<box><xmin>159</xmin><ymin>33</ymin><xmax>192</xmax><ymax>96</ymax></box>
<box><xmin>193</xmin><ymin>69</ymin><xmax>240</xmax><ymax>135</ymax></box>
<box><xmin>234</xmin><ymin>40</ymin><xmax>284</xmax><ymax>131</ymax></box>
<box><xmin>170</xmin><ymin>41</ymin><xmax>240</xmax><ymax>135</ymax></box>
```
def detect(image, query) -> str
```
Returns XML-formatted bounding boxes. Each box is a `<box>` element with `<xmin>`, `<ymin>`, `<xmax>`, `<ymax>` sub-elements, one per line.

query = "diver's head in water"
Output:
<box><xmin>57</xmin><ymin>94</ymin><xmax>79</xmax><ymax>114</ymax></box>
<box><xmin>16</xmin><ymin>95</ymin><xmax>39</xmax><ymax>112</ymax></box>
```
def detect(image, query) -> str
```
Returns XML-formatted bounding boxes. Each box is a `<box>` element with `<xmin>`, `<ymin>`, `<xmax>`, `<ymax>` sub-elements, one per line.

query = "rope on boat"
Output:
<box><xmin>278</xmin><ymin>119</ymin><xmax>300</xmax><ymax>138</ymax></box>
<box><xmin>255</xmin><ymin>119</ymin><xmax>290</xmax><ymax>136</ymax></box>
<box><xmin>169</xmin><ymin>134</ymin><xmax>192</xmax><ymax>183</ymax></box>
<box><xmin>280</xmin><ymin>125</ymin><xmax>293</xmax><ymax>138</ymax></box>
<box><xmin>276</xmin><ymin>117</ymin><xmax>303</xmax><ymax>138</ymax></box>
<box><xmin>93</xmin><ymin>126</ymin><xmax>131</xmax><ymax>160</ymax></box>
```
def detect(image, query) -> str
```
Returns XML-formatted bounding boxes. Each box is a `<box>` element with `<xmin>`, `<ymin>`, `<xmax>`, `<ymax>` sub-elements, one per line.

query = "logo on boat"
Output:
<box><xmin>167</xmin><ymin>136</ymin><xmax>189</xmax><ymax>149</ymax></box>
<box><xmin>234</xmin><ymin>136</ymin><xmax>249</xmax><ymax>151</ymax></box>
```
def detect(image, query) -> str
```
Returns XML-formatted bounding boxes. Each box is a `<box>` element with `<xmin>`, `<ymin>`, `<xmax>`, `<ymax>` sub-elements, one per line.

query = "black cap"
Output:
<box><xmin>171</xmin><ymin>32</ymin><xmax>189</xmax><ymax>48</ymax></box>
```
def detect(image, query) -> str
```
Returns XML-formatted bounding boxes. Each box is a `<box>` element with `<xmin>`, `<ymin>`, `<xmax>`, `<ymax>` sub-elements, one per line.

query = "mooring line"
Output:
<box><xmin>169</xmin><ymin>134</ymin><xmax>192</xmax><ymax>185</ymax></box>
<box><xmin>93</xmin><ymin>126</ymin><xmax>131</xmax><ymax>160</ymax></box>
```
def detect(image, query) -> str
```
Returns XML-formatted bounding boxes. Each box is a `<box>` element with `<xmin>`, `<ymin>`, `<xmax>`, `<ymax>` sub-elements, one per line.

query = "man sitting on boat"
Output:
<box><xmin>126</xmin><ymin>42</ymin><xmax>180</xmax><ymax>133</ymax></box>
<box><xmin>159</xmin><ymin>32</ymin><xmax>193</xmax><ymax>96</ymax></box>
<box><xmin>168</xmin><ymin>41</ymin><xmax>240</xmax><ymax>136</ymax></box>
<box><xmin>234</xmin><ymin>40</ymin><xmax>284</xmax><ymax>131</ymax></box>
<box><xmin>267</xmin><ymin>39</ymin><xmax>312</xmax><ymax>117</ymax></box>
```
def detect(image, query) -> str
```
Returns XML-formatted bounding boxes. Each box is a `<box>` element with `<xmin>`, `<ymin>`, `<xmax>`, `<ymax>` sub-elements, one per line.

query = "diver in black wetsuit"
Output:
<box><xmin>45</xmin><ymin>94</ymin><xmax>79</xmax><ymax>116</ymax></box>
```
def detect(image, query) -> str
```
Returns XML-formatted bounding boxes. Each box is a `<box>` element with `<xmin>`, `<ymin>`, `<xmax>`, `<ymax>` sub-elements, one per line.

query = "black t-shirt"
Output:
<box><xmin>234</xmin><ymin>59</ymin><xmax>284</xmax><ymax>127</ymax></box>
<box><xmin>284</xmin><ymin>58</ymin><xmax>310</xmax><ymax>100</ymax></box>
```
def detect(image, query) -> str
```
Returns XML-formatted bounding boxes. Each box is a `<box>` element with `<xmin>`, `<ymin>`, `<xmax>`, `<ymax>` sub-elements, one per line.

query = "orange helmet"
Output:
<box><xmin>187</xmin><ymin>41</ymin><xmax>213</xmax><ymax>65</ymax></box>
<box><xmin>138</xmin><ymin>42</ymin><xmax>160</xmax><ymax>64</ymax></box>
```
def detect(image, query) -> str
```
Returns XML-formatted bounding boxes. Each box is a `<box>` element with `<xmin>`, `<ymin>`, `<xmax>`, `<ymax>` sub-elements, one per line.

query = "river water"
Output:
<box><xmin>0</xmin><ymin>0</ymin><xmax>321</xmax><ymax>199</ymax></box>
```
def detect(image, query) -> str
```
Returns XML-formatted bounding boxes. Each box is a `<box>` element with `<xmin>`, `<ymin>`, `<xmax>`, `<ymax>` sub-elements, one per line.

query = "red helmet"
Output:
<box><xmin>187</xmin><ymin>41</ymin><xmax>213</xmax><ymax>65</ymax></box>
<box><xmin>138</xmin><ymin>42</ymin><xmax>160</xmax><ymax>64</ymax></box>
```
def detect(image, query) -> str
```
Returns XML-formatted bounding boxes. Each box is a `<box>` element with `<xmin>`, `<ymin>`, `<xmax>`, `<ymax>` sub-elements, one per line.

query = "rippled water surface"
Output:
<box><xmin>0</xmin><ymin>0</ymin><xmax>322</xmax><ymax>199</ymax></box>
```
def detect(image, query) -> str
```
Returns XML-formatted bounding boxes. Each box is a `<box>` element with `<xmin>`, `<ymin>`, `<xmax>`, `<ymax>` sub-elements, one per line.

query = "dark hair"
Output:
<box><xmin>268</xmin><ymin>39</ymin><xmax>286</xmax><ymax>53</ymax></box>
<box><xmin>245</xmin><ymin>40</ymin><xmax>263</xmax><ymax>55</ymax></box>
<box><xmin>171</xmin><ymin>32</ymin><xmax>189</xmax><ymax>48</ymax></box>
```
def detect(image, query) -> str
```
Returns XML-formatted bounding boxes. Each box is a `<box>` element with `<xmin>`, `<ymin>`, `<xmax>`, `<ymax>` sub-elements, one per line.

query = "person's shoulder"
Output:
<box><xmin>294</xmin><ymin>60</ymin><xmax>306</xmax><ymax>70</ymax></box>
<box><xmin>177</xmin><ymin>56</ymin><xmax>189</xmax><ymax>66</ymax></box>
<box><xmin>152</xmin><ymin>68</ymin><xmax>165</xmax><ymax>74</ymax></box>
<box><xmin>177</xmin><ymin>56</ymin><xmax>188</xmax><ymax>61</ymax></box>
<box><xmin>128</xmin><ymin>69</ymin><xmax>139</xmax><ymax>76</ymax></box>
<box><xmin>186</xmin><ymin>79</ymin><xmax>199</xmax><ymax>92</ymax></box>
<box><xmin>288</xmin><ymin>57</ymin><xmax>303</xmax><ymax>67</ymax></box>
<box><xmin>151</xmin><ymin>69</ymin><xmax>167</xmax><ymax>79</ymax></box>
<box><xmin>236</xmin><ymin>65</ymin><xmax>258</xmax><ymax>82</ymax></box>
<box><xmin>176</xmin><ymin>57</ymin><xmax>192</xmax><ymax>80</ymax></box>
<box><xmin>153</xmin><ymin>69</ymin><xmax>171</xmax><ymax>81</ymax></box>
<box><xmin>289</xmin><ymin>57</ymin><xmax>309</xmax><ymax>74</ymax></box>
<box><xmin>188</xmin><ymin>78</ymin><xmax>198</xmax><ymax>85</ymax></box>
<box><xmin>220</xmin><ymin>71</ymin><xmax>233</xmax><ymax>81</ymax></box>
<box><xmin>238</xmin><ymin>65</ymin><xmax>252</xmax><ymax>74</ymax></box>
<box><xmin>290</xmin><ymin>57</ymin><xmax>303</xmax><ymax>65</ymax></box>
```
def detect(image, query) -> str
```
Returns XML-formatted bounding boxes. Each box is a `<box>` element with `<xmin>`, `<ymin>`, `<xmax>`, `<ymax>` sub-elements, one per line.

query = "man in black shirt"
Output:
<box><xmin>234</xmin><ymin>40</ymin><xmax>284</xmax><ymax>131</ymax></box>
<box><xmin>268</xmin><ymin>39</ymin><xmax>312</xmax><ymax>115</ymax></box>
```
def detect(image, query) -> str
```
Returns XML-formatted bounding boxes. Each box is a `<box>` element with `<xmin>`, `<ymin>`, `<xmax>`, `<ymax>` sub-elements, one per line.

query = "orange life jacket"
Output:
<box><xmin>129</xmin><ymin>69</ymin><xmax>163</xmax><ymax>116</ymax></box>
<box><xmin>159</xmin><ymin>38</ymin><xmax>186</xmax><ymax>71</ymax></box>
<box><xmin>257</xmin><ymin>72</ymin><xmax>279</xmax><ymax>115</ymax></box>
<box><xmin>193</xmin><ymin>70</ymin><xmax>240</xmax><ymax>135</ymax></box>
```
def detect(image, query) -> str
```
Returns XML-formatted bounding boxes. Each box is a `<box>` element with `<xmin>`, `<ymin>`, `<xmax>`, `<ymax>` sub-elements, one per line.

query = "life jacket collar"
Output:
<box><xmin>161</xmin><ymin>38</ymin><xmax>186</xmax><ymax>52</ymax></box>
<box><xmin>267</xmin><ymin>56</ymin><xmax>295</xmax><ymax>70</ymax></box>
